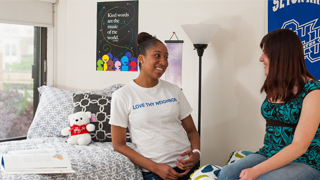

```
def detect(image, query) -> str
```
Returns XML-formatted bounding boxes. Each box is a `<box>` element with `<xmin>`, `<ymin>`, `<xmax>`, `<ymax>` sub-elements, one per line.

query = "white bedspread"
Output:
<box><xmin>0</xmin><ymin>137</ymin><xmax>143</xmax><ymax>180</ymax></box>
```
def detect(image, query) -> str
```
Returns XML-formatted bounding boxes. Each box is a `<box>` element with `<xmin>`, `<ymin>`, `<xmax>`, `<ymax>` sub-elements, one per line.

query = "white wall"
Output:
<box><xmin>52</xmin><ymin>0</ymin><xmax>268</xmax><ymax>166</ymax></box>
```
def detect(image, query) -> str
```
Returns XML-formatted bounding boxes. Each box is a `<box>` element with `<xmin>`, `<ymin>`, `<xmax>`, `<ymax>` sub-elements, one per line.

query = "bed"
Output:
<box><xmin>0</xmin><ymin>84</ymin><xmax>143</xmax><ymax>180</ymax></box>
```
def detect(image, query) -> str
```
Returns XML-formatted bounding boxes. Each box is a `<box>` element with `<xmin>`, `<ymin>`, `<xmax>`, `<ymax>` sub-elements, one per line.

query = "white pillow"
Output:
<box><xmin>27</xmin><ymin>84</ymin><xmax>124</xmax><ymax>139</ymax></box>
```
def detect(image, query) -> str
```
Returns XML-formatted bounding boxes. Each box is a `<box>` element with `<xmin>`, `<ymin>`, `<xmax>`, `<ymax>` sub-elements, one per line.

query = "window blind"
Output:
<box><xmin>0</xmin><ymin>0</ymin><xmax>54</xmax><ymax>27</ymax></box>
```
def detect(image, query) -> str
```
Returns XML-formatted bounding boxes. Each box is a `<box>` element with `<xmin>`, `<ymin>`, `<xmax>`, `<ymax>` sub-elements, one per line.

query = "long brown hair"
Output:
<box><xmin>260</xmin><ymin>29</ymin><xmax>315</xmax><ymax>101</ymax></box>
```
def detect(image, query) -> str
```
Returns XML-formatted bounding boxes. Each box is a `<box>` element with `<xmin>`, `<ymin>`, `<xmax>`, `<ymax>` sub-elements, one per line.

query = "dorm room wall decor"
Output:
<box><xmin>96</xmin><ymin>1</ymin><xmax>139</xmax><ymax>72</ymax></box>
<box><xmin>164</xmin><ymin>32</ymin><xmax>184</xmax><ymax>88</ymax></box>
<box><xmin>268</xmin><ymin>0</ymin><xmax>320</xmax><ymax>79</ymax></box>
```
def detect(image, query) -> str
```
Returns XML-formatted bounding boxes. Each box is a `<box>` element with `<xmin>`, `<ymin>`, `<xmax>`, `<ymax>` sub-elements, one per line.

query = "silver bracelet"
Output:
<box><xmin>192</xmin><ymin>149</ymin><xmax>201</xmax><ymax>159</ymax></box>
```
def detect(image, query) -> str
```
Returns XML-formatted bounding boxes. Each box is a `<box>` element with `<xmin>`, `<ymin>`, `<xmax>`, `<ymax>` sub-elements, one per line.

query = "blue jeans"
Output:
<box><xmin>217</xmin><ymin>154</ymin><xmax>320</xmax><ymax>180</ymax></box>
<box><xmin>143</xmin><ymin>162</ymin><xmax>200</xmax><ymax>180</ymax></box>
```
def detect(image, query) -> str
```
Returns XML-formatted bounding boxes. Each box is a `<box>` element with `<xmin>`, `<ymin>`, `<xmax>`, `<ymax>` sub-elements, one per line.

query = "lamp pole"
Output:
<box><xmin>181</xmin><ymin>23</ymin><xmax>220</xmax><ymax>137</ymax></box>
<box><xmin>193</xmin><ymin>44</ymin><xmax>208</xmax><ymax>136</ymax></box>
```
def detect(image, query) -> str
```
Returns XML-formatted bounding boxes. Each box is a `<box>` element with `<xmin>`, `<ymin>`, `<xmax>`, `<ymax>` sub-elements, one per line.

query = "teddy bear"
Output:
<box><xmin>61</xmin><ymin>111</ymin><xmax>95</xmax><ymax>145</ymax></box>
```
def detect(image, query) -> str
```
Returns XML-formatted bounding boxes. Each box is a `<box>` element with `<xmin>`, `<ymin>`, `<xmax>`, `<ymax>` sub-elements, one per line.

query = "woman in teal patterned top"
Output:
<box><xmin>218</xmin><ymin>29</ymin><xmax>320</xmax><ymax>180</ymax></box>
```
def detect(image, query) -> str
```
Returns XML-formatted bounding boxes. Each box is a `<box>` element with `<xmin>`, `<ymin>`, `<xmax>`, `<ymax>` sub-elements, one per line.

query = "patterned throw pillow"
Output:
<box><xmin>190</xmin><ymin>164</ymin><xmax>222</xmax><ymax>180</ymax></box>
<box><xmin>190</xmin><ymin>150</ymin><xmax>254</xmax><ymax>180</ymax></box>
<box><xmin>73</xmin><ymin>94</ymin><xmax>131</xmax><ymax>142</ymax></box>
<box><xmin>226</xmin><ymin>150</ymin><xmax>254</xmax><ymax>165</ymax></box>
<box><xmin>27</xmin><ymin>84</ymin><xmax>124</xmax><ymax>139</ymax></box>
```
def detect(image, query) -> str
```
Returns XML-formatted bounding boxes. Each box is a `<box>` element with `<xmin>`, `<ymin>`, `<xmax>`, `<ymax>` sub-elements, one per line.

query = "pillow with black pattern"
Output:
<box><xmin>27</xmin><ymin>84</ymin><xmax>125</xmax><ymax>139</ymax></box>
<box><xmin>73</xmin><ymin>93</ymin><xmax>131</xmax><ymax>142</ymax></box>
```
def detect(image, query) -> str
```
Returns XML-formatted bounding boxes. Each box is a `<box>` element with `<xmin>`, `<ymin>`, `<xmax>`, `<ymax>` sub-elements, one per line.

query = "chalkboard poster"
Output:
<box><xmin>97</xmin><ymin>1</ymin><xmax>139</xmax><ymax>71</ymax></box>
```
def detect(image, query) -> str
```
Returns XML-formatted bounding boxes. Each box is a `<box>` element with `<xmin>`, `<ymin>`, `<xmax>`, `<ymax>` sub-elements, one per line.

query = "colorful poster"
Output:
<box><xmin>165</xmin><ymin>40</ymin><xmax>184</xmax><ymax>88</ymax></box>
<box><xmin>97</xmin><ymin>1</ymin><xmax>138</xmax><ymax>72</ymax></box>
<box><xmin>268</xmin><ymin>0</ymin><xmax>320</xmax><ymax>79</ymax></box>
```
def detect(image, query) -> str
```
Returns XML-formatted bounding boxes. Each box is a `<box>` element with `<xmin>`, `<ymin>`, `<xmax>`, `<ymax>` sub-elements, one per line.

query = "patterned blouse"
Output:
<box><xmin>256</xmin><ymin>80</ymin><xmax>320</xmax><ymax>170</ymax></box>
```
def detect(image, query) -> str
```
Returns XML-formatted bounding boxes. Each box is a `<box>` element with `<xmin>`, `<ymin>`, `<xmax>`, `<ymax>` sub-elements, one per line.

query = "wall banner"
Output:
<box><xmin>165</xmin><ymin>41</ymin><xmax>183</xmax><ymax>88</ymax></box>
<box><xmin>268</xmin><ymin>0</ymin><xmax>320</xmax><ymax>79</ymax></box>
<box><xmin>165</xmin><ymin>32</ymin><xmax>184</xmax><ymax>88</ymax></box>
<box><xmin>97</xmin><ymin>1</ymin><xmax>139</xmax><ymax>72</ymax></box>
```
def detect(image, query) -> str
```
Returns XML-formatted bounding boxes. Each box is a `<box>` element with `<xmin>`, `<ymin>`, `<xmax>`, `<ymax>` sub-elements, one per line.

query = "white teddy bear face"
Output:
<box><xmin>68</xmin><ymin>111</ymin><xmax>91</xmax><ymax>126</ymax></box>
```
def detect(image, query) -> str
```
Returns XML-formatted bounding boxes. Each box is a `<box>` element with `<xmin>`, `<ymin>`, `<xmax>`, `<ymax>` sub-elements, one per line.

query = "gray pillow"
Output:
<box><xmin>73</xmin><ymin>94</ymin><xmax>131</xmax><ymax>142</ymax></box>
<box><xmin>27</xmin><ymin>84</ymin><xmax>125</xmax><ymax>139</ymax></box>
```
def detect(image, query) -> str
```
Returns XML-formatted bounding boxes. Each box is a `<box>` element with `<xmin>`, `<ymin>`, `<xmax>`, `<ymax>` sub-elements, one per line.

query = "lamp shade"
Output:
<box><xmin>181</xmin><ymin>23</ymin><xmax>220</xmax><ymax>44</ymax></box>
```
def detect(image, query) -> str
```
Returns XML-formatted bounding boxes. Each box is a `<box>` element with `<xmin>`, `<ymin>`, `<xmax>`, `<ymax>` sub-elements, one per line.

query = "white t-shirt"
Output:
<box><xmin>109</xmin><ymin>79</ymin><xmax>193</xmax><ymax>169</ymax></box>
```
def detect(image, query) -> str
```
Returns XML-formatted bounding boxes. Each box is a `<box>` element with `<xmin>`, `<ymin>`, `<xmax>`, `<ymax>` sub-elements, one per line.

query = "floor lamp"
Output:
<box><xmin>181</xmin><ymin>23</ymin><xmax>220</xmax><ymax>136</ymax></box>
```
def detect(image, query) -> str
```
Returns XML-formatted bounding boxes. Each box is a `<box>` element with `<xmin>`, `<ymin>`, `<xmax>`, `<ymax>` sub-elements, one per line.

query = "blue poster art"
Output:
<box><xmin>268</xmin><ymin>0</ymin><xmax>320</xmax><ymax>79</ymax></box>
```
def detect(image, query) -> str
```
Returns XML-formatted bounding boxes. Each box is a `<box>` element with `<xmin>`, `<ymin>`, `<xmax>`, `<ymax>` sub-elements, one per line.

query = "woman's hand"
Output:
<box><xmin>176</xmin><ymin>149</ymin><xmax>200</xmax><ymax>172</ymax></box>
<box><xmin>154</xmin><ymin>163</ymin><xmax>181</xmax><ymax>180</ymax></box>
<box><xmin>239</xmin><ymin>168</ymin><xmax>262</xmax><ymax>180</ymax></box>
<box><xmin>179</xmin><ymin>115</ymin><xmax>200</xmax><ymax>173</ymax></box>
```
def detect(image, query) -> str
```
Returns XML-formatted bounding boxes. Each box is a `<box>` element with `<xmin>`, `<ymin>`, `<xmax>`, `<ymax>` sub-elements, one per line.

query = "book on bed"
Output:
<box><xmin>1</xmin><ymin>148</ymin><xmax>75</xmax><ymax>175</ymax></box>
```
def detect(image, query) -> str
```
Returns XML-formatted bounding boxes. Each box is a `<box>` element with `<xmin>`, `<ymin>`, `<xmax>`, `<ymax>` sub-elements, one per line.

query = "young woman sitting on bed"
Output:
<box><xmin>110</xmin><ymin>32</ymin><xmax>201</xmax><ymax>180</ymax></box>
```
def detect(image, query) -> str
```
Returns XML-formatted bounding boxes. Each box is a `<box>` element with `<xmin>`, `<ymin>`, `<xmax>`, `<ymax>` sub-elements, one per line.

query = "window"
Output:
<box><xmin>5</xmin><ymin>44</ymin><xmax>9</xmax><ymax>56</ymax></box>
<box><xmin>11</xmin><ymin>44</ymin><xmax>16</xmax><ymax>56</ymax></box>
<box><xmin>0</xmin><ymin>23</ymin><xmax>47</xmax><ymax>141</ymax></box>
